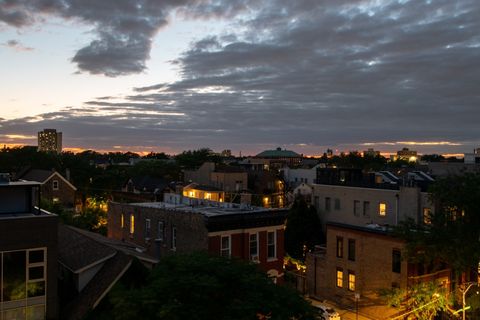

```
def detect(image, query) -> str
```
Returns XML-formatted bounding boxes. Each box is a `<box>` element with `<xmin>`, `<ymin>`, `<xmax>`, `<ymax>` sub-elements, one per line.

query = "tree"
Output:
<box><xmin>395</xmin><ymin>173</ymin><xmax>480</xmax><ymax>276</ymax></box>
<box><xmin>285</xmin><ymin>197</ymin><xmax>324</xmax><ymax>260</ymax></box>
<box><xmin>381</xmin><ymin>282</ymin><xmax>451</xmax><ymax>320</ymax></box>
<box><xmin>89</xmin><ymin>252</ymin><xmax>316</xmax><ymax>320</ymax></box>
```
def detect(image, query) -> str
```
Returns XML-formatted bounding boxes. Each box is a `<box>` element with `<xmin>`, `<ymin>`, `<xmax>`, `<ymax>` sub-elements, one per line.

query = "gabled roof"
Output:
<box><xmin>255</xmin><ymin>147</ymin><xmax>301</xmax><ymax>158</ymax></box>
<box><xmin>126</xmin><ymin>176</ymin><xmax>168</xmax><ymax>192</ymax></box>
<box><xmin>19</xmin><ymin>169</ymin><xmax>77</xmax><ymax>191</ymax></box>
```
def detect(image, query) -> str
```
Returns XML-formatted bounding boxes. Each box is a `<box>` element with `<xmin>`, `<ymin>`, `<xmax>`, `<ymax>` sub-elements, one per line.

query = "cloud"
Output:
<box><xmin>0</xmin><ymin>0</ymin><xmax>253</xmax><ymax>76</ymax></box>
<box><xmin>2</xmin><ymin>39</ymin><xmax>33</xmax><ymax>51</ymax></box>
<box><xmin>1</xmin><ymin>0</ymin><xmax>479</xmax><ymax>155</ymax></box>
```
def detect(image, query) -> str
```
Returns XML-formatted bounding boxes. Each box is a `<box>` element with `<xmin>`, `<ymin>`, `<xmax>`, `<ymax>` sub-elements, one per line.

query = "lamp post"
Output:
<box><xmin>461</xmin><ymin>282</ymin><xmax>478</xmax><ymax>320</ymax></box>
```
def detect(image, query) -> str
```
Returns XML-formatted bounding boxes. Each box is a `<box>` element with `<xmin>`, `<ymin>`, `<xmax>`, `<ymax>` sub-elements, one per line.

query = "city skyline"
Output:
<box><xmin>1</xmin><ymin>0</ymin><xmax>479</xmax><ymax>155</ymax></box>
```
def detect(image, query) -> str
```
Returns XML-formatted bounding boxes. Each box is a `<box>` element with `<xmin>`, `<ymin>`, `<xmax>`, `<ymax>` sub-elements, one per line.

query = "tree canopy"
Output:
<box><xmin>285</xmin><ymin>197</ymin><xmax>324</xmax><ymax>260</ymax></box>
<box><xmin>395</xmin><ymin>173</ymin><xmax>480</xmax><ymax>275</ymax></box>
<box><xmin>91</xmin><ymin>252</ymin><xmax>316</xmax><ymax>320</ymax></box>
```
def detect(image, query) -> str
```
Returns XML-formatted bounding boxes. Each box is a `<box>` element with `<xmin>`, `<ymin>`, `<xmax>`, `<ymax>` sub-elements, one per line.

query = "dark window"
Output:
<box><xmin>145</xmin><ymin>219</ymin><xmax>151</xmax><ymax>239</ymax></box>
<box><xmin>353</xmin><ymin>200</ymin><xmax>360</xmax><ymax>216</ymax></box>
<box><xmin>392</xmin><ymin>250</ymin><xmax>401</xmax><ymax>273</ymax></box>
<box><xmin>267</xmin><ymin>231</ymin><xmax>276</xmax><ymax>259</ymax></box>
<box><xmin>363</xmin><ymin>201</ymin><xmax>370</xmax><ymax>217</ymax></box>
<box><xmin>325</xmin><ymin>197</ymin><xmax>331</xmax><ymax>211</ymax></box>
<box><xmin>29</xmin><ymin>250</ymin><xmax>44</xmax><ymax>264</ymax></box>
<box><xmin>157</xmin><ymin>221</ymin><xmax>165</xmax><ymax>241</ymax></box>
<box><xmin>249</xmin><ymin>233</ymin><xmax>258</xmax><ymax>258</ymax></box>
<box><xmin>171</xmin><ymin>227</ymin><xmax>177</xmax><ymax>250</ymax></box>
<box><xmin>348</xmin><ymin>239</ymin><xmax>356</xmax><ymax>261</ymax></box>
<box><xmin>336</xmin><ymin>237</ymin><xmax>343</xmax><ymax>258</ymax></box>
<box><xmin>334</xmin><ymin>198</ymin><xmax>341</xmax><ymax>210</ymax></box>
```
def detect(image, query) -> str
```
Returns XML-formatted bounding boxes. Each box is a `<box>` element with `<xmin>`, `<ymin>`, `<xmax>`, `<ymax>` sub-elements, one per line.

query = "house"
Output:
<box><xmin>306</xmin><ymin>222</ymin><xmax>450</xmax><ymax>319</ymax></box>
<box><xmin>18</xmin><ymin>169</ymin><xmax>77</xmax><ymax>207</ymax></box>
<box><xmin>107</xmin><ymin>197</ymin><xmax>288</xmax><ymax>283</ymax></box>
<box><xmin>182</xmin><ymin>182</ymin><xmax>225</xmax><ymax>202</ymax></box>
<box><xmin>58</xmin><ymin>224</ymin><xmax>158</xmax><ymax>320</ymax></box>
<box><xmin>282</xmin><ymin>164</ymin><xmax>323</xmax><ymax>188</ymax></box>
<box><xmin>0</xmin><ymin>173</ymin><xmax>59</xmax><ymax>319</ymax></box>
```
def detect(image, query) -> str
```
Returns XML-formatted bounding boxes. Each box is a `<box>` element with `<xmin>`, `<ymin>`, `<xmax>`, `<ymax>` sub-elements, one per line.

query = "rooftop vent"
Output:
<box><xmin>0</xmin><ymin>173</ymin><xmax>10</xmax><ymax>184</ymax></box>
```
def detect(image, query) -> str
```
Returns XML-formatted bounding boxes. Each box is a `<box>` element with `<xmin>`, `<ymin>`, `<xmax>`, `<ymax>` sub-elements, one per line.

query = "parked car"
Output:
<box><xmin>314</xmin><ymin>304</ymin><xmax>341</xmax><ymax>320</ymax></box>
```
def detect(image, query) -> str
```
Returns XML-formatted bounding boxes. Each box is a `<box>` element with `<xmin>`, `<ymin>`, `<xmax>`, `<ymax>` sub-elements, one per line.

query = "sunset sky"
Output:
<box><xmin>1</xmin><ymin>0</ymin><xmax>479</xmax><ymax>156</ymax></box>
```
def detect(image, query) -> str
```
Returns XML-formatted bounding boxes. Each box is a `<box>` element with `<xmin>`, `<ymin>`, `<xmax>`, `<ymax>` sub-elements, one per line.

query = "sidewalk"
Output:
<box><xmin>306</xmin><ymin>296</ymin><xmax>377</xmax><ymax>320</ymax></box>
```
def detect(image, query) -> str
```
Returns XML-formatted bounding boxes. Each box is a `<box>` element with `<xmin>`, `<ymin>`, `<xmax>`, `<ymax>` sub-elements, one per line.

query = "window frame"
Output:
<box><xmin>52</xmin><ymin>179</ymin><xmax>59</xmax><ymax>191</ymax></box>
<box><xmin>348</xmin><ymin>239</ymin><xmax>356</xmax><ymax>261</ymax></box>
<box><xmin>392</xmin><ymin>249</ymin><xmax>401</xmax><ymax>273</ymax></box>
<box><xmin>348</xmin><ymin>271</ymin><xmax>356</xmax><ymax>291</ymax></box>
<box><xmin>249</xmin><ymin>233</ymin><xmax>258</xmax><ymax>260</ymax></box>
<box><xmin>379</xmin><ymin>202</ymin><xmax>387</xmax><ymax>216</ymax></box>
<box><xmin>220</xmin><ymin>235</ymin><xmax>231</xmax><ymax>257</ymax></box>
<box><xmin>336</xmin><ymin>236</ymin><xmax>344</xmax><ymax>258</ymax></box>
<box><xmin>267</xmin><ymin>231</ymin><xmax>276</xmax><ymax>260</ymax></box>
<box><xmin>336</xmin><ymin>267</ymin><xmax>343</xmax><ymax>288</ymax></box>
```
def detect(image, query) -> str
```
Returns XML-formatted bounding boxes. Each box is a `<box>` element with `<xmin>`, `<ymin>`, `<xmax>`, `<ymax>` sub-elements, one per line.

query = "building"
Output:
<box><xmin>37</xmin><ymin>129</ymin><xmax>62</xmax><ymax>153</ymax></box>
<box><xmin>255</xmin><ymin>147</ymin><xmax>302</xmax><ymax>168</ymax></box>
<box><xmin>18</xmin><ymin>169</ymin><xmax>77</xmax><ymax>208</ymax></box>
<box><xmin>107</xmin><ymin>196</ymin><xmax>288</xmax><ymax>283</ymax></box>
<box><xmin>363</xmin><ymin>148</ymin><xmax>381</xmax><ymax>157</ymax></box>
<box><xmin>282</xmin><ymin>164</ymin><xmax>323</xmax><ymax>189</ymax></box>
<box><xmin>464</xmin><ymin>148</ymin><xmax>480</xmax><ymax>164</ymax></box>
<box><xmin>0</xmin><ymin>174</ymin><xmax>58</xmax><ymax>319</ymax></box>
<box><xmin>391</xmin><ymin>148</ymin><xmax>417</xmax><ymax>162</ymax></box>
<box><xmin>58</xmin><ymin>224</ymin><xmax>157</xmax><ymax>320</ymax></box>
<box><xmin>306</xmin><ymin>222</ymin><xmax>450</xmax><ymax>319</ymax></box>
<box><xmin>182</xmin><ymin>183</ymin><xmax>225</xmax><ymax>202</ymax></box>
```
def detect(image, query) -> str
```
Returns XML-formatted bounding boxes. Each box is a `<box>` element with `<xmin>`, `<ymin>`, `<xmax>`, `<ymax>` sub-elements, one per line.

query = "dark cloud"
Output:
<box><xmin>2</xmin><ymin>39</ymin><xmax>33</xmax><ymax>51</ymax></box>
<box><xmin>0</xmin><ymin>0</ymin><xmax>251</xmax><ymax>76</ymax></box>
<box><xmin>1</xmin><ymin>0</ymin><xmax>479</xmax><ymax>154</ymax></box>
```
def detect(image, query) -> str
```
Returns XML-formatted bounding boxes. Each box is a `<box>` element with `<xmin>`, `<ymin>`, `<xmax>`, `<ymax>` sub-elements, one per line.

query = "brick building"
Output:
<box><xmin>306</xmin><ymin>222</ymin><xmax>450</xmax><ymax>319</ymax></box>
<box><xmin>0</xmin><ymin>174</ymin><xmax>58</xmax><ymax>320</ymax></box>
<box><xmin>19</xmin><ymin>169</ymin><xmax>77</xmax><ymax>208</ymax></box>
<box><xmin>108</xmin><ymin>197</ymin><xmax>287</xmax><ymax>283</ymax></box>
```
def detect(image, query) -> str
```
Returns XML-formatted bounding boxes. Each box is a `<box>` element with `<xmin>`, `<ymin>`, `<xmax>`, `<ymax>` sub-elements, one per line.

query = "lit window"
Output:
<box><xmin>423</xmin><ymin>208</ymin><xmax>432</xmax><ymax>225</ymax></box>
<box><xmin>188</xmin><ymin>191</ymin><xmax>195</xmax><ymax>197</ymax></box>
<box><xmin>221</xmin><ymin>235</ymin><xmax>231</xmax><ymax>257</ymax></box>
<box><xmin>267</xmin><ymin>231</ymin><xmax>276</xmax><ymax>259</ymax></box>
<box><xmin>348</xmin><ymin>271</ymin><xmax>356</xmax><ymax>291</ymax></box>
<box><xmin>249</xmin><ymin>233</ymin><xmax>258</xmax><ymax>260</ymax></box>
<box><xmin>263</xmin><ymin>197</ymin><xmax>269</xmax><ymax>207</ymax></box>
<box><xmin>130</xmin><ymin>214</ymin><xmax>135</xmax><ymax>235</ymax></box>
<box><xmin>121</xmin><ymin>214</ymin><xmax>124</xmax><ymax>228</ymax></box>
<box><xmin>52</xmin><ymin>180</ymin><xmax>59</xmax><ymax>190</ymax></box>
<box><xmin>336</xmin><ymin>268</ymin><xmax>343</xmax><ymax>288</ymax></box>
<box><xmin>379</xmin><ymin>203</ymin><xmax>387</xmax><ymax>216</ymax></box>
<box><xmin>205</xmin><ymin>192</ymin><xmax>212</xmax><ymax>200</ymax></box>
<box><xmin>336</xmin><ymin>237</ymin><xmax>343</xmax><ymax>258</ymax></box>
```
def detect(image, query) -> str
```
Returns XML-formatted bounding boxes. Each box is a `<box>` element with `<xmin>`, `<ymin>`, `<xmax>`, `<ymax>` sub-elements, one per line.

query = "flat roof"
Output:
<box><xmin>0</xmin><ymin>181</ymin><xmax>42</xmax><ymax>187</ymax></box>
<box><xmin>129</xmin><ymin>201</ymin><xmax>284</xmax><ymax>217</ymax></box>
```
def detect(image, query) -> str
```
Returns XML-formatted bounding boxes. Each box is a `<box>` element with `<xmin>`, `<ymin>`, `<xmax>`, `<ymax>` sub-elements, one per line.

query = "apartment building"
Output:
<box><xmin>0</xmin><ymin>174</ymin><xmax>58</xmax><ymax>320</ymax></box>
<box><xmin>37</xmin><ymin>129</ymin><xmax>62</xmax><ymax>154</ymax></box>
<box><xmin>108</xmin><ymin>197</ymin><xmax>287</xmax><ymax>283</ymax></box>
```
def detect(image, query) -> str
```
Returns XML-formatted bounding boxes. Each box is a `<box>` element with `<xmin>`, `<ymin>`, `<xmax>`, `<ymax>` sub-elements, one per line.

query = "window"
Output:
<box><xmin>145</xmin><ymin>219</ymin><xmax>151</xmax><ymax>239</ymax></box>
<box><xmin>1</xmin><ymin>248</ymin><xmax>47</xmax><ymax>317</ymax></box>
<box><xmin>267</xmin><ymin>231</ymin><xmax>276</xmax><ymax>259</ymax></box>
<box><xmin>129</xmin><ymin>214</ymin><xmax>135</xmax><ymax>235</ymax></box>
<box><xmin>379</xmin><ymin>202</ymin><xmax>387</xmax><ymax>216</ymax></box>
<box><xmin>336</xmin><ymin>237</ymin><xmax>343</xmax><ymax>258</ymax></box>
<box><xmin>249</xmin><ymin>233</ymin><xmax>258</xmax><ymax>260</ymax></box>
<box><xmin>171</xmin><ymin>227</ymin><xmax>177</xmax><ymax>250</ymax></box>
<box><xmin>363</xmin><ymin>201</ymin><xmax>370</xmax><ymax>217</ymax></box>
<box><xmin>336</xmin><ymin>268</ymin><xmax>343</xmax><ymax>288</ymax></box>
<box><xmin>392</xmin><ymin>250</ymin><xmax>401</xmax><ymax>273</ymax></box>
<box><xmin>157</xmin><ymin>221</ymin><xmax>165</xmax><ymax>241</ymax></box>
<box><xmin>348</xmin><ymin>271</ymin><xmax>356</xmax><ymax>291</ymax></box>
<box><xmin>348</xmin><ymin>239</ymin><xmax>355</xmax><ymax>261</ymax></box>
<box><xmin>221</xmin><ymin>235</ymin><xmax>231</xmax><ymax>257</ymax></box>
<box><xmin>121</xmin><ymin>214</ymin><xmax>124</xmax><ymax>228</ymax></box>
<box><xmin>353</xmin><ymin>200</ymin><xmax>361</xmax><ymax>216</ymax></box>
<box><xmin>334</xmin><ymin>198</ymin><xmax>341</xmax><ymax>210</ymax></box>
<box><xmin>325</xmin><ymin>197</ymin><xmax>331</xmax><ymax>211</ymax></box>
<box><xmin>314</xmin><ymin>196</ymin><xmax>319</xmax><ymax>211</ymax></box>
<box><xmin>52</xmin><ymin>180</ymin><xmax>59</xmax><ymax>190</ymax></box>
<box><xmin>423</xmin><ymin>207</ymin><xmax>432</xmax><ymax>225</ymax></box>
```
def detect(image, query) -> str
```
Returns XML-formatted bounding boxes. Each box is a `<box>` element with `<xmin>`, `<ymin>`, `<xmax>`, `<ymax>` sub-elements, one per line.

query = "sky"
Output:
<box><xmin>0</xmin><ymin>0</ymin><xmax>479</xmax><ymax>156</ymax></box>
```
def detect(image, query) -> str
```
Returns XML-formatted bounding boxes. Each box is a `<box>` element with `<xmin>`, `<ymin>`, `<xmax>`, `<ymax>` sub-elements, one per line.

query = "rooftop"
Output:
<box><xmin>255</xmin><ymin>147</ymin><xmax>301</xmax><ymax>158</ymax></box>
